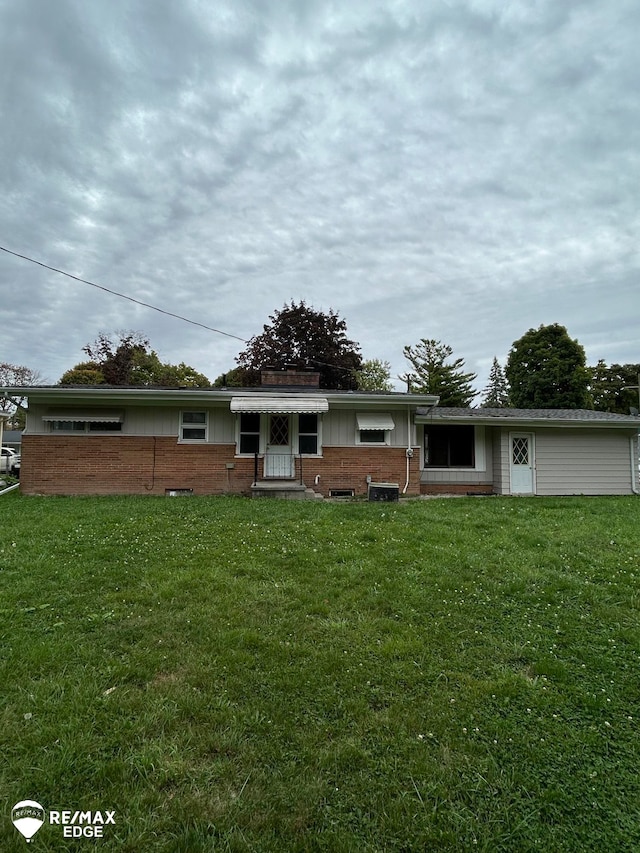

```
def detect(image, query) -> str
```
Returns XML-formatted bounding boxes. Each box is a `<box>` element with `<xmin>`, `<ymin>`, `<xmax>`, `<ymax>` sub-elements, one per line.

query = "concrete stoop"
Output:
<box><xmin>251</xmin><ymin>480</ymin><xmax>323</xmax><ymax>500</ymax></box>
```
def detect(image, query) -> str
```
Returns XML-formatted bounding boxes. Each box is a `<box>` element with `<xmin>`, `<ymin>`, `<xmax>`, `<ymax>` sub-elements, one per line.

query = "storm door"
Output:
<box><xmin>264</xmin><ymin>414</ymin><xmax>294</xmax><ymax>477</ymax></box>
<box><xmin>509</xmin><ymin>433</ymin><xmax>535</xmax><ymax>494</ymax></box>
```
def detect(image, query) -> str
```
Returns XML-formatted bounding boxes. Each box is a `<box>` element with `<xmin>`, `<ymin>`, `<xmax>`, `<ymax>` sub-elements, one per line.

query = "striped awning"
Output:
<box><xmin>42</xmin><ymin>409</ymin><xmax>124</xmax><ymax>423</ymax></box>
<box><xmin>356</xmin><ymin>412</ymin><xmax>395</xmax><ymax>430</ymax></box>
<box><xmin>230</xmin><ymin>396</ymin><xmax>328</xmax><ymax>414</ymax></box>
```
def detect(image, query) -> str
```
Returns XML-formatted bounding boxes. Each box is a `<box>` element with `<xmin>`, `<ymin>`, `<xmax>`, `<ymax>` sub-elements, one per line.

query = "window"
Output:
<box><xmin>356</xmin><ymin>413</ymin><xmax>394</xmax><ymax>445</ymax></box>
<box><xmin>180</xmin><ymin>411</ymin><xmax>207</xmax><ymax>441</ymax></box>
<box><xmin>424</xmin><ymin>425</ymin><xmax>474</xmax><ymax>467</ymax></box>
<box><xmin>298</xmin><ymin>413</ymin><xmax>318</xmax><ymax>454</ymax></box>
<box><xmin>51</xmin><ymin>420</ymin><xmax>122</xmax><ymax>433</ymax></box>
<box><xmin>239</xmin><ymin>413</ymin><xmax>260</xmax><ymax>454</ymax></box>
<box><xmin>358</xmin><ymin>429</ymin><xmax>387</xmax><ymax>444</ymax></box>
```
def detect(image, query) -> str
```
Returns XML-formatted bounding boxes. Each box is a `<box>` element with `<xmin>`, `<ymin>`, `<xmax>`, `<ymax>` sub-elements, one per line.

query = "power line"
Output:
<box><xmin>0</xmin><ymin>244</ymin><xmax>360</xmax><ymax>378</ymax></box>
<box><xmin>0</xmin><ymin>245</ymin><xmax>248</xmax><ymax>343</ymax></box>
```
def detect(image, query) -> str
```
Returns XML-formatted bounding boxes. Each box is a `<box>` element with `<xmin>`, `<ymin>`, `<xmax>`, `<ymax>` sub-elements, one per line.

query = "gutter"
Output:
<box><xmin>403</xmin><ymin>405</ymin><xmax>411</xmax><ymax>494</ymax></box>
<box><xmin>631</xmin><ymin>435</ymin><xmax>640</xmax><ymax>495</ymax></box>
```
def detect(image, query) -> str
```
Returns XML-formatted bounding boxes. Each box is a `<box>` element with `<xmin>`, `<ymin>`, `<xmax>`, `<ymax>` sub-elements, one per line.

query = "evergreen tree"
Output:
<box><xmin>401</xmin><ymin>339</ymin><xmax>477</xmax><ymax>406</ymax></box>
<box><xmin>481</xmin><ymin>357</ymin><xmax>510</xmax><ymax>407</ymax></box>
<box><xmin>505</xmin><ymin>323</ymin><xmax>589</xmax><ymax>409</ymax></box>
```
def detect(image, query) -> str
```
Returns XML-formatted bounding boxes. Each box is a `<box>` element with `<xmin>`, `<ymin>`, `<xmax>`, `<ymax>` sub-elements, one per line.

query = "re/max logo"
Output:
<box><xmin>49</xmin><ymin>810</ymin><xmax>116</xmax><ymax>825</ymax></box>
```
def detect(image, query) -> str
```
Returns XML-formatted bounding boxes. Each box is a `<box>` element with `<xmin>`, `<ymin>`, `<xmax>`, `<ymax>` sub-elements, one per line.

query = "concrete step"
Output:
<box><xmin>251</xmin><ymin>480</ymin><xmax>323</xmax><ymax>500</ymax></box>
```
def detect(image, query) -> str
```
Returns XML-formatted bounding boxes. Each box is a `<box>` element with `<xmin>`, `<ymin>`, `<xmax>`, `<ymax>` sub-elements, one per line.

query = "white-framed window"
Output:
<box><xmin>356</xmin><ymin>413</ymin><xmax>394</xmax><ymax>445</ymax></box>
<box><xmin>298</xmin><ymin>413</ymin><xmax>319</xmax><ymax>455</ymax></box>
<box><xmin>424</xmin><ymin>425</ymin><xmax>474</xmax><ymax>467</ymax></box>
<box><xmin>50</xmin><ymin>420</ymin><xmax>122</xmax><ymax>433</ymax></box>
<box><xmin>238</xmin><ymin>412</ymin><xmax>260</xmax><ymax>454</ymax></box>
<box><xmin>180</xmin><ymin>411</ymin><xmax>207</xmax><ymax>441</ymax></box>
<box><xmin>421</xmin><ymin>424</ymin><xmax>486</xmax><ymax>471</ymax></box>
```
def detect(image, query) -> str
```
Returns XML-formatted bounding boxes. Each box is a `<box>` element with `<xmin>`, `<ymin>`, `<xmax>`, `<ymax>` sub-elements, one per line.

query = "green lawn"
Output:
<box><xmin>1</xmin><ymin>493</ymin><xmax>639</xmax><ymax>852</ymax></box>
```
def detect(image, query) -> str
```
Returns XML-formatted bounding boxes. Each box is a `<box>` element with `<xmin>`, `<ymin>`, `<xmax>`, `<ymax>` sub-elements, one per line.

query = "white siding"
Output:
<box><xmin>492</xmin><ymin>429</ymin><xmax>508</xmax><ymax>494</ymax></box>
<box><xmin>322</xmin><ymin>409</ymin><xmax>410</xmax><ymax>447</ymax></box>
<box><xmin>534</xmin><ymin>429</ymin><xmax>634</xmax><ymax>495</ymax></box>
<box><xmin>26</xmin><ymin>404</ymin><xmax>236</xmax><ymax>443</ymax></box>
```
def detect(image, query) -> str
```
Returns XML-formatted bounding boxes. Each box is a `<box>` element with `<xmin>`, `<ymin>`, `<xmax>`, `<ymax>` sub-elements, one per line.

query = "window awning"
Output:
<box><xmin>230</xmin><ymin>396</ymin><xmax>329</xmax><ymax>414</ymax></box>
<box><xmin>356</xmin><ymin>412</ymin><xmax>395</xmax><ymax>430</ymax></box>
<box><xmin>42</xmin><ymin>410</ymin><xmax>124</xmax><ymax>423</ymax></box>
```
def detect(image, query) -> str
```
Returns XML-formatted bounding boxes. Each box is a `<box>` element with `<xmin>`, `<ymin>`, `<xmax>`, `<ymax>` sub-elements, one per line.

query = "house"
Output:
<box><xmin>11</xmin><ymin>370</ymin><xmax>437</xmax><ymax>498</ymax></box>
<box><xmin>417</xmin><ymin>407</ymin><xmax>640</xmax><ymax>496</ymax></box>
<box><xmin>5</xmin><ymin>373</ymin><xmax>639</xmax><ymax>497</ymax></box>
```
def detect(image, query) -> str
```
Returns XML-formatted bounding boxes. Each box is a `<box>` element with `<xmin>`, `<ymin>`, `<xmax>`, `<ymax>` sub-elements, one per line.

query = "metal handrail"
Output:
<box><xmin>253</xmin><ymin>451</ymin><xmax>306</xmax><ymax>483</ymax></box>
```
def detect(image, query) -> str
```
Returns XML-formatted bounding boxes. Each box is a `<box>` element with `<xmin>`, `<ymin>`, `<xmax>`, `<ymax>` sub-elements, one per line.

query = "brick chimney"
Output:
<box><xmin>260</xmin><ymin>368</ymin><xmax>320</xmax><ymax>388</ymax></box>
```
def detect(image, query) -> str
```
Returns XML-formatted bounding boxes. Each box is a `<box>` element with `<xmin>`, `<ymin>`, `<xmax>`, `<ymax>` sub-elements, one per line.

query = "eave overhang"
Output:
<box><xmin>415</xmin><ymin>407</ymin><xmax>640</xmax><ymax>430</ymax></box>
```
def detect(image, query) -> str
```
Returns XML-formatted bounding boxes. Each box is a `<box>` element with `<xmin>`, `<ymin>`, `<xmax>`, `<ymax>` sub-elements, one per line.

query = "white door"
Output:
<box><xmin>265</xmin><ymin>414</ymin><xmax>294</xmax><ymax>477</ymax></box>
<box><xmin>510</xmin><ymin>433</ymin><xmax>535</xmax><ymax>494</ymax></box>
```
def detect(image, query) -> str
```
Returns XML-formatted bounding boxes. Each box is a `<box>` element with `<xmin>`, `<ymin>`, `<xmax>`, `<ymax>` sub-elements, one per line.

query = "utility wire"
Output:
<box><xmin>0</xmin><ymin>245</ymin><xmax>248</xmax><ymax>343</ymax></box>
<box><xmin>1</xmin><ymin>244</ymin><xmax>360</xmax><ymax>378</ymax></box>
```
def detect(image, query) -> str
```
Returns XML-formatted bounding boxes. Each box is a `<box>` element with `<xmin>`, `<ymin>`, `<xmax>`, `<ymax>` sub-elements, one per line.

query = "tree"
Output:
<box><xmin>588</xmin><ymin>360</ymin><xmax>640</xmax><ymax>413</ymax></box>
<box><xmin>481</xmin><ymin>357</ymin><xmax>510</xmax><ymax>407</ymax></box>
<box><xmin>400</xmin><ymin>339</ymin><xmax>477</xmax><ymax>406</ymax></box>
<box><xmin>58</xmin><ymin>361</ymin><xmax>106</xmax><ymax>385</ymax></box>
<box><xmin>212</xmin><ymin>367</ymin><xmax>254</xmax><ymax>388</ymax></box>
<box><xmin>59</xmin><ymin>332</ymin><xmax>210</xmax><ymax>387</ymax></box>
<box><xmin>235</xmin><ymin>301</ymin><xmax>362</xmax><ymax>390</ymax></box>
<box><xmin>0</xmin><ymin>362</ymin><xmax>43</xmax><ymax>428</ymax></box>
<box><xmin>505</xmin><ymin>323</ymin><xmax>589</xmax><ymax>409</ymax></box>
<box><xmin>354</xmin><ymin>359</ymin><xmax>394</xmax><ymax>392</ymax></box>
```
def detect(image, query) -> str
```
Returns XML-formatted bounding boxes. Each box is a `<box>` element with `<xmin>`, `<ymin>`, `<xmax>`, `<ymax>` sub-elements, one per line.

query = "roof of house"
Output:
<box><xmin>1</xmin><ymin>385</ymin><xmax>440</xmax><ymax>410</ymax></box>
<box><xmin>415</xmin><ymin>407</ymin><xmax>640</xmax><ymax>428</ymax></box>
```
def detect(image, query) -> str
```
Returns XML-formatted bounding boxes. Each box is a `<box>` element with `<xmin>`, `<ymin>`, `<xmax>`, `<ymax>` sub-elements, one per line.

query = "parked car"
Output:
<box><xmin>1</xmin><ymin>447</ymin><xmax>20</xmax><ymax>476</ymax></box>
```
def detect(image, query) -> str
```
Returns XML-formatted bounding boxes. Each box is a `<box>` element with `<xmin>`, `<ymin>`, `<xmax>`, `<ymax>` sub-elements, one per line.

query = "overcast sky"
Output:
<box><xmin>1</xmin><ymin>0</ymin><xmax>638</xmax><ymax>394</ymax></box>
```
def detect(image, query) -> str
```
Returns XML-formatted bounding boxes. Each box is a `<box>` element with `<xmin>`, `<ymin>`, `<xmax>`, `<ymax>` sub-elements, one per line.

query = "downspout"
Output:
<box><xmin>403</xmin><ymin>406</ymin><xmax>412</xmax><ymax>494</ymax></box>
<box><xmin>631</xmin><ymin>434</ymin><xmax>640</xmax><ymax>495</ymax></box>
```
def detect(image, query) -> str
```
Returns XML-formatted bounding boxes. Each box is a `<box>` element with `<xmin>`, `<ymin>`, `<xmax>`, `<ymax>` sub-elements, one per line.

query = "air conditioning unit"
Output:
<box><xmin>368</xmin><ymin>482</ymin><xmax>399</xmax><ymax>502</ymax></box>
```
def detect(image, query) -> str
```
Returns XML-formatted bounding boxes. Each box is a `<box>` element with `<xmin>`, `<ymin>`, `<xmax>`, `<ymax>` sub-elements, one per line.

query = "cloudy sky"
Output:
<box><xmin>1</xmin><ymin>0</ymin><xmax>638</xmax><ymax>394</ymax></box>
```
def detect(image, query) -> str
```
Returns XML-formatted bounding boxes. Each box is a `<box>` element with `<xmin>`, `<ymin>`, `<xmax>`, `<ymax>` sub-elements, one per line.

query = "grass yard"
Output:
<box><xmin>1</xmin><ymin>493</ymin><xmax>639</xmax><ymax>852</ymax></box>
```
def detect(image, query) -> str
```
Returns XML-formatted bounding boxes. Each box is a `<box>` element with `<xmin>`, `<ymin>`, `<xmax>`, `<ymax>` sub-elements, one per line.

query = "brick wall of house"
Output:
<box><xmin>20</xmin><ymin>436</ymin><xmax>422</xmax><ymax>497</ymax></box>
<box><xmin>20</xmin><ymin>436</ymin><xmax>254</xmax><ymax>496</ymax></box>
<box><xmin>297</xmin><ymin>446</ymin><xmax>421</xmax><ymax>496</ymax></box>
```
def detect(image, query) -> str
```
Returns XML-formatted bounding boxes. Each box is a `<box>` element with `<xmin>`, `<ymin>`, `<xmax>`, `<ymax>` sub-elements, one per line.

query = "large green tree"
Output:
<box><xmin>400</xmin><ymin>339</ymin><xmax>477</xmax><ymax>406</ymax></box>
<box><xmin>59</xmin><ymin>332</ymin><xmax>210</xmax><ymax>387</ymax></box>
<box><xmin>588</xmin><ymin>360</ymin><xmax>640</xmax><ymax>413</ymax></box>
<box><xmin>505</xmin><ymin>323</ymin><xmax>589</xmax><ymax>409</ymax></box>
<box><xmin>235</xmin><ymin>301</ymin><xmax>362</xmax><ymax>390</ymax></box>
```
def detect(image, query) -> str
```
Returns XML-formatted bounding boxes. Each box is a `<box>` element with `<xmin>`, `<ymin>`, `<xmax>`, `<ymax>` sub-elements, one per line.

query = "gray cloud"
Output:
<box><xmin>1</xmin><ymin>0</ymin><xmax>638</xmax><ymax>390</ymax></box>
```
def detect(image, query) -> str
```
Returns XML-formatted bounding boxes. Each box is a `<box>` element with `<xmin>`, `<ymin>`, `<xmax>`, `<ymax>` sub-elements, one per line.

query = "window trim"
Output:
<box><xmin>237</xmin><ymin>412</ymin><xmax>261</xmax><ymax>456</ymax></box>
<box><xmin>355</xmin><ymin>412</ymin><xmax>394</xmax><ymax>446</ymax></box>
<box><xmin>356</xmin><ymin>428</ymin><xmax>390</xmax><ymax>445</ymax></box>
<box><xmin>422</xmin><ymin>424</ymin><xmax>485</xmax><ymax>470</ymax></box>
<box><xmin>179</xmin><ymin>411</ymin><xmax>208</xmax><ymax>442</ymax></box>
<box><xmin>297</xmin><ymin>413</ymin><xmax>321</xmax><ymax>456</ymax></box>
<box><xmin>49</xmin><ymin>420</ymin><xmax>123</xmax><ymax>434</ymax></box>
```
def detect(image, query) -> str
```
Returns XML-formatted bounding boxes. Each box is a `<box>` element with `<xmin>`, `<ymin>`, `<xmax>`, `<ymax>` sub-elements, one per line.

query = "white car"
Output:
<box><xmin>1</xmin><ymin>447</ymin><xmax>20</xmax><ymax>475</ymax></box>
